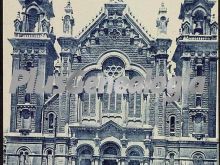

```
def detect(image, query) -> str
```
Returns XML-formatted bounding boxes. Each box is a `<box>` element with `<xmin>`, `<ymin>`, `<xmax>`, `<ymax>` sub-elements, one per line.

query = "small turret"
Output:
<box><xmin>62</xmin><ymin>1</ymin><xmax>75</xmax><ymax>36</ymax></box>
<box><xmin>156</xmin><ymin>2</ymin><xmax>169</xmax><ymax>36</ymax></box>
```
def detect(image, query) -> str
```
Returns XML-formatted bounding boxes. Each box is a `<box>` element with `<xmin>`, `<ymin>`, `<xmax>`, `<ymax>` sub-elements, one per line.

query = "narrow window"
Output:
<box><xmin>28</xmin><ymin>8</ymin><xmax>39</xmax><ymax>32</ymax></box>
<box><xmin>196</xmin><ymin>65</ymin><xmax>203</xmax><ymax>76</ymax></box>
<box><xmin>48</xmin><ymin>113</ymin><xmax>55</xmax><ymax>130</ymax></box>
<box><xmin>170</xmin><ymin>116</ymin><xmax>176</xmax><ymax>136</ymax></box>
<box><xmin>47</xmin><ymin>150</ymin><xmax>53</xmax><ymax>165</ymax></box>
<box><xmin>169</xmin><ymin>153</ymin><xmax>175</xmax><ymax>165</ymax></box>
<box><xmin>21</xmin><ymin>109</ymin><xmax>31</xmax><ymax>130</ymax></box>
<box><xmin>196</xmin><ymin>95</ymin><xmax>202</xmax><ymax>107</ymax></box>
<box><xmin>25</xmin><ymin>94</ymin><xmax>31</xmax><ymax>103</ymax></box>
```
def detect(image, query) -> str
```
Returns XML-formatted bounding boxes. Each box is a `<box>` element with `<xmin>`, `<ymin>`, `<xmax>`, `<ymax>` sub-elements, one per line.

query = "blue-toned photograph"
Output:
<box><xmin>3</xmin><ymin>0</ymin><xmax>219</xmax><ymax>164</ymax></box>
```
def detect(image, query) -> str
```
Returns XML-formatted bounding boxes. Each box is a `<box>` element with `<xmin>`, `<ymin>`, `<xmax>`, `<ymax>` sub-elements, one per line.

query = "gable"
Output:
<box><xmin>76</xmin><ymin>4</ymin><xmax>155</xmax><ymax>48</ymax></box>
<box><xmin>100</xmin><ymin>120</ymin><xmax>123</xmax><ymax>132</ymax></box>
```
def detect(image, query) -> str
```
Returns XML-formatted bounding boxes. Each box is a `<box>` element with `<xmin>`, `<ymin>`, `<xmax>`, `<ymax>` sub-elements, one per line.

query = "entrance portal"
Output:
<box><xmin>102</xmin><ymin>160</ymin><xmax>117</xmax><ymax>165</ymax></box>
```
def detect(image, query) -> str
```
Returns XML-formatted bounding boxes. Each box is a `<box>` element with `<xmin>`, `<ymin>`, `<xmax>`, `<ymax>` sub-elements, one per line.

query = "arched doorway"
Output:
<box><xmin>126</xmin><ymin>146</ymin><xmax>144</xmax><ymax>165</ymax></box>
<box><xmin>77</xmin><ymin>145</ymin><xmax>94</xmax><ymax>165</ymax></box>
<box><xmin>100</xmin><ymin>142</ymin><xmax>121</xmax><ymax>165</ymax></box>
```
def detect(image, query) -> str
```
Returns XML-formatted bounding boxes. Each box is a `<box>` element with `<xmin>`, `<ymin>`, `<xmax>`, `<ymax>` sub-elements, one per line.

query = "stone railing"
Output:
<box><xmin>14</xmin><ymin>32</ymin><xmax>49</xmax><ymax>39</ymax></box>
<box><xmin>177</xmin><ymin>35</ymin><xmax>217</xmax><ymax>42</ymax></box>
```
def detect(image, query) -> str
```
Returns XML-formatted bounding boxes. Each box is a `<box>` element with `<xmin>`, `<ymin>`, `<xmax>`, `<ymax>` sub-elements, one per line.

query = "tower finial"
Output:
<box><xmin>65</xmin><ymin>0</ymin><xmax>73</xmax><ymax>14</ymax></box>
<box><xmin>159</xmin><ymin>1</ymin><xmax>167</xmax><ymax>14</ymax></box>
<box><xmin>109</xmin><ymin>0</ymin><xmax>124</xmax><ymax>4</ymax></box>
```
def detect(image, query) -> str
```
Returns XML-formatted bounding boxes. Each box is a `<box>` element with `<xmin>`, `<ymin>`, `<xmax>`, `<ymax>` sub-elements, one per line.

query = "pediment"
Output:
<box><xmin>100</xmin><ymin>120</ymin><xmax>123</xmax><ymax>132</ymax></box>
<box><xmin>99</xmin><ymin>120</ymin><xmax>124</xmax><ymax>139</ymax></box>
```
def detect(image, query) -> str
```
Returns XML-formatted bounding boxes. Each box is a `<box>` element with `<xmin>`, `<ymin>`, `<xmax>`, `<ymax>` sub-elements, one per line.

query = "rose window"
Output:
<box><xmin>102</xmin><ymin>57</ymin><xmax>124</xmax><ymax>79</ymax></box>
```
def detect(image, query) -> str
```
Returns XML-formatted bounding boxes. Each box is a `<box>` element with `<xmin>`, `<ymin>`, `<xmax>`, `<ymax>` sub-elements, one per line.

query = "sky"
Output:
<box><xmin>3</xmin><ymin>0</ymin><xmax>218</xmax><ymax>131</ymax></box>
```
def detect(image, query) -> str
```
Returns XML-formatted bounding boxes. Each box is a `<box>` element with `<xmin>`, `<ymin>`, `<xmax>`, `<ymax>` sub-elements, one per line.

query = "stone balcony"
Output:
<box><xmin>14</xmin><ymin>32</ymin><xmax>56</xmax><ymax>43</ymax></box>
<box><xmin>14</xmin><ymin>32</ymin><xmax>48</xmax><ymax>38</ymax></box>
<box><xmin>177</xmin><ymin>34</ymin><xmax>217</xmax><ymax>42</ymax></box>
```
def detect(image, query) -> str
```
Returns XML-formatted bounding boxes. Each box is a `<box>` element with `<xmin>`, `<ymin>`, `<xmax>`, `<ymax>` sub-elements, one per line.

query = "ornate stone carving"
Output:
<box><xmin>109</xmin><ymin>29</ymin><xmax>121</xmax><ymax>40</ymax></box>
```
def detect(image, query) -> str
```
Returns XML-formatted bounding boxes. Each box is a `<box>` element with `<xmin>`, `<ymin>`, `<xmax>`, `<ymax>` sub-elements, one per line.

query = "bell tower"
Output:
<box><xmin>173</xmin><ymin>0</ymin><xmax>218</xmax><ymax>138</ymax></box>
<box><xmin>9</xmin><ymin>0</ymin><xmax>57</xmax><ymax>134</ymax></box>
<box><xmin>179</xmin><ymin>0</ymin><xmax>217</xmax><ymax>35</ymax></box>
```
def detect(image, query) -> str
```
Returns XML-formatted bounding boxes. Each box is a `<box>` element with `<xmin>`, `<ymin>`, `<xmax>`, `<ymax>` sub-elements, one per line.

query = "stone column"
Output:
<box><xmin>96</xmin><ymin>94</ymin><xmax>101</xmax><ymax>123</ymax></box>
<box><xmin>71</xmin><ymin>156</ymin><xmax>76</xmax><ymax>165</ymax></box>
<box><xmin>92</xmin><ymin>157</ymin><xmax>100</xmax><ymax>165</ymax></box>
<box><xmin>181</xmin><ymin>55</ymin><xmax>191</xmax><ymax>136</ymax></box>
<box><xmin>120</xmin><ymin>158</ymin><xmax>127</xmax><ymax>165</ymax></box>
<box><xmin>121</xmin><ymin>95</ymin><xmax>126</xmax><ymax>123</ymax></box>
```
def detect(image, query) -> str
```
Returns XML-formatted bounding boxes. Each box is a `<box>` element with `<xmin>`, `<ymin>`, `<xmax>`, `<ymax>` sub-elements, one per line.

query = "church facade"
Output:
<box><xmin>4</xmin><ymin>0</ymin><xmax>219</xmax><ymax>165</ymax></box>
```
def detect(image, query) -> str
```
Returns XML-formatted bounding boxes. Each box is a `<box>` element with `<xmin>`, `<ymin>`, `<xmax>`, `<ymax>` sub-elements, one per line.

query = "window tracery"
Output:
<box><xmin>103</xmin><ymin>57</ymin><xmax>125</xmax><ymax>79</ymax></box>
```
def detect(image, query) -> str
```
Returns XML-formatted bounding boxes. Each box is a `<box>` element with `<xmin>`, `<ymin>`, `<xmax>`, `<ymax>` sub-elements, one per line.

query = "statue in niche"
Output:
<box><xmin>15</xmin><ymin>21</ymin><xmax>21</xmax><ymax>32</ymax></box>
<box><xmin>160</xmin><ymin>17</ymin><xmax>169</xmax><ymax>33</ymax></box>
<box><xmin>14</xmin><ymin>12</ymin><xmax>22</xmax><ymax>32</ymax></box>
<box><xmin>64</xmin><ymin>16</ymin><xmax>71</xmax><ymax>34</ymax></box>
<box><xmin>156</xmin><ymin>16</ymin><xmax>169</xmax><ymax>34</ymax></box>
<box><xmin>42</xmin><ymin>21</ymin><xmax>48</xmax><ymax>33</ymax></box>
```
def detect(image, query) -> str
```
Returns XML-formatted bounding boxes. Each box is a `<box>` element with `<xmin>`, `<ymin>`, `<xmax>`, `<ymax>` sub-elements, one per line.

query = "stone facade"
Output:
<box><xmin>4</xmin><ymin>0</ymin><xmax>218</xmax><ymax>165</ymax></box>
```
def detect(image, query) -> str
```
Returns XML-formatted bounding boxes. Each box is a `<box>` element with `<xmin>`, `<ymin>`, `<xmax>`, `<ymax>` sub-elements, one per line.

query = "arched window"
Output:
<box><xmin>18</xmin><ymin>148</ymin><xmax>30</xmax><ymax>165</ymax></box>
<box><xmin>27</xmin><ymin>8</ymin><xmax>39</xmax><ymax>32</ymax></box>
<box><xmin>21</xmin><ymin>109</ymin><xmax>31</xmax><ymax>130</ymax></box>
<box><xmin>101</xmin><ymin>142</ymin><xmax>120</xmax><ymax>156</ymax></box>
<box><xmin>81</xmin><ymin>70</ymin><xmax>99</xmax><ymax>117</ymax></box>
<box><xmin>169</xmin><ymin>153</ymin><xmax>175</xmax><ymax>165</ymax></box>
<box><xmin>102</xmin><ymin>57</ymin><xmax>125</xmax><ymax>79</ymax></box>
<box><xmin>48</xmin><ymin>113</ymin><xmax>56</xmax><ymax>130</ymax></box>
<box><xmin>103</xmin><ymin>146</ymin><xmax>118</xmax><ymax>155</ymax></box>
<box><xmin>170</xmin><ymin>116</ymin><xmax>176</xmax><ymax>136</ymax></box>
<box><xmin>101</xmin><ymin>143</ymin><xmax>120</xmax><ymax>165</ymax></box>
<box><xmin>46</xmin><ymin>149</ymin><xmax>53</xmax><ymax>165</ymax></box>
<box><xmin>127</xmin><ymin>146</ymin><xmax>144</xmax><ymax>165</ymax></box>
<box><xmin>192</xmin><ymin>152</ymin><xmax>204</xmax><ymax>165</ymax></box>
<box><xmin>77</xmin><ymin>145</ymin><xmax>94</xmax><ymax>165</ymax></box>
<box><xmin>193</xmin><ymin>113</ymin><xmax>204</xmax><ymax>134</ymax></box>
<box><xmin>102</xmin><ymin>57</ymin><xmax>125</xmax><ymax>113</ymax></box>
<box><xmin>195</xmin><ymin>94</ymin><xmax>202</xmax><ymax>107</ymax></box>
<box><xmin>193</xmin><ymin>10</ymin><xmax>205</xmax><ymax>35</ymax></box>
